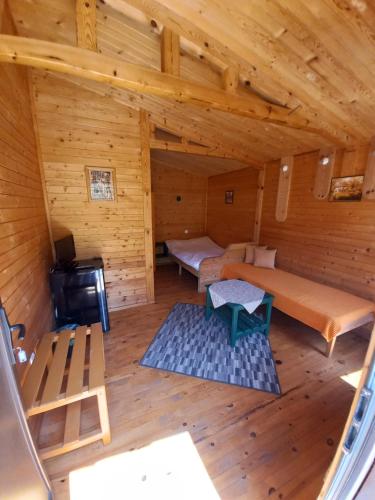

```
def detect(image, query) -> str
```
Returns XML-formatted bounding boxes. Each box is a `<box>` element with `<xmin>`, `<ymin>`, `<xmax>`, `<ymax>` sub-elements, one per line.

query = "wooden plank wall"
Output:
<box><xmin>0</xmin><ymin>3</ymin><xmax>52</xmax><ymax>375</ymax></box>
<box><xmin>151</xmin><ymin>162</ymin><xmax>207</xmax><ymax>242</ymax></box>
<box><xmin>261</xmin><ymin>149</ymin><xmax>375</xmax><ymax>300</ymax></box>
<box><xmin>207</xmin><ymin>167</ymin><xmax>258</xmax><ymax>247</ymax></box>
<box><xmin>32</xmin><ymin>72</ymin><xmax>150</xmax><ymax>310</ymax></box>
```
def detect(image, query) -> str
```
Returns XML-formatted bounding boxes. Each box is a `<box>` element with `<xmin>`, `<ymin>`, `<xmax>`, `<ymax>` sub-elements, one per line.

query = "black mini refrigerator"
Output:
<box><xmin>49</xmin><ymin>257</ymin><xmax>110</xmax><ymax>333</ymax></box>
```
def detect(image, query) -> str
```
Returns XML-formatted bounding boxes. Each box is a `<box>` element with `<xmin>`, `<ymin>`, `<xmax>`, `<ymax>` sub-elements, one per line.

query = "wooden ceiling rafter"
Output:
<box><xmin>8</xmin><ymin>0</ymin><xmax>358</xmax><ymax>166</ymax></box>
<box><xmin>0</xmin><ymin>34</ymin><xmax>340</xmax><ymax>142</ymax></box>
<box><xmin>103</xmin><ymin>0</ymin><xmax>295</xmax><ymax>107</ymax></box>
<box><xmin>106</xmin><ymin>0</ymin><xmax>369</xmax><ymax>146</ymax></box>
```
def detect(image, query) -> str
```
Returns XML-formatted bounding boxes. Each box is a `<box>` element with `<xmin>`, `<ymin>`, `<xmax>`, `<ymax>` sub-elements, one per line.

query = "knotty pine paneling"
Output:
<box><xmin>151</xmin><ymin>162</ymin><xmax>207</xmax><ymax>241</ymax></box>
<box><xmin>33</xmin><ymin>72</ymin><xmax>149</xmax><ymax>310</ymax></box>
<box><xmin>261</xmin><ymin>150</ymin><xmax>375</xmax><ymax>300</ymax></box>
<box><xmin>207</xmin><ymin>167</ymin><xmax>258</xmax><ymax>247</ymax></box>
<box><xmin>0</xmin><ymin>4</ymin><xmax>52</xmax><ymax>376</ymax></box>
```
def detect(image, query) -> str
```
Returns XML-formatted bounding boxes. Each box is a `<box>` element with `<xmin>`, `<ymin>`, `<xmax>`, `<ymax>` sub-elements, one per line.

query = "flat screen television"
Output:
<box><xmin>54</xmin><ymin>234</ymin><xmax>76</xmax><ymax>264</ymax></box>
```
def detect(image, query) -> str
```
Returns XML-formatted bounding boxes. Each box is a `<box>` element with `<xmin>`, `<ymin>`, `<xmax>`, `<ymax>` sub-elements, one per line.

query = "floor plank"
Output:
<box><xmin>42</xmin><ymin>264</ymin><xmax>368</xmax><ymax>499</ymax></box>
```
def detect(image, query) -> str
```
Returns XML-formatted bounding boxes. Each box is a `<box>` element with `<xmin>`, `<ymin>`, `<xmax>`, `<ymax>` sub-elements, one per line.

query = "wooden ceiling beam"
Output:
<box><xmin>0</xmin><ymin>35</ymin><xmax>341</xmax><ymax>142</ymax></box>
<box><xmin>160</xmin><ymin>27</ymin><xmax>179</xmax><ymax>76</ymax></box>
<box><xmin>105</xmin><ymin>0</ymin><xmax>354</xmax><ymax>146</ymax></box>
<box><xmin>76</xmin><ymin>0</ymin><xmax>97</xmax><ymax>50</ymax></box>
<box><xmin>150</xmin><ymin>138</ymin><xmax>262</xmax><ymax>168</ymax></box>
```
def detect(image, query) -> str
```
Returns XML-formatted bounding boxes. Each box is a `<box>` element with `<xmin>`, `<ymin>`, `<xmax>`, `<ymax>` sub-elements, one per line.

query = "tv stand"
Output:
<box><xmin>49</xmin><ymin>257</ymin><xmax>110</xmax><ymax>333</ymax></box>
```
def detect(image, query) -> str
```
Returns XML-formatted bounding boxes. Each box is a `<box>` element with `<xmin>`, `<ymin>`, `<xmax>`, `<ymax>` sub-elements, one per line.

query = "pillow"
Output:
<box><xmin>253</xmin><ymin>247</ymin><xmax>277</xmax><ymax>269</ymax></box>
<box><xmin>245</xmin><ymin>244</ymin><xmax>267</xmax><ymax>264</ymax></box>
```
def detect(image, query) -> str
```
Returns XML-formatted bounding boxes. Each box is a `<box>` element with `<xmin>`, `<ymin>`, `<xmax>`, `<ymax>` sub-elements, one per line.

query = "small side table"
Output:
<box><xmin>205</xmin><ymin>282</ymin><xmax>274</xmax><ymax>347</ymax></box>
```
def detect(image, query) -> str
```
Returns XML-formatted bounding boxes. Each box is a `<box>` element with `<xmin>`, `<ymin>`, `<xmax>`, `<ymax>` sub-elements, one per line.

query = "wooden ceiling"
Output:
<box><xmin>7</xmin><ymin>0</ymin><xmax>375</xmax><ymax>172</ymax></box>
<box><xmin>151</xmin><ymin>150</ymin><xmax>250</xmax><ymax>177</ymax></box>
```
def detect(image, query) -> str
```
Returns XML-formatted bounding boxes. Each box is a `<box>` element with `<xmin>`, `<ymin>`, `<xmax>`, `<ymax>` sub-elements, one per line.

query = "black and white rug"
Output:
<box><xmin>140</xmin><ymin>303</ymin><xmax>281</xmax><ymax>395</ymax></box>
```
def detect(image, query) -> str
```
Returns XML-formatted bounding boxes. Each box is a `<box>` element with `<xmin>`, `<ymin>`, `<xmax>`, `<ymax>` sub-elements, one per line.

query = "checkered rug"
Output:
<box><xmin>140</xmin><ymin>303</ymin><xmax>281</xmax><ymax>395</ymax></box>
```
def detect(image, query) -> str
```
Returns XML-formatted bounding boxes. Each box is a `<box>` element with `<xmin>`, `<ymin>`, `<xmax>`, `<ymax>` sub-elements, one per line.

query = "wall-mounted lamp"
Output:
<box><xmin>319</xmin><ymin>155</ymin><xmax>330</xmax><ymax>166</ymax></box>
<box><xmin>281</xmin><ymin>164</ymin><xmax>289</xmax><ymax>173</ymax></box>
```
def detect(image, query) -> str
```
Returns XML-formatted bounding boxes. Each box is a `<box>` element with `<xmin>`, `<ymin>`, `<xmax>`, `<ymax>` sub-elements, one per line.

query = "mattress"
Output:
<box><xmin>166</xmin><ymin>236</ymin><xmax>224</xmax><ymax>271</ymax></box>
<box><xmin>221</xmin><ymin>263</ymin><xmax>375</xmax><ymax>341</ymax></box>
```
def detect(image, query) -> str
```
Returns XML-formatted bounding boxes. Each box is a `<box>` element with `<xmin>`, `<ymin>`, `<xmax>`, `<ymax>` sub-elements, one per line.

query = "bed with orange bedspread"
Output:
<box><xmin>221</xmin><ymin>263</ymin><xmax>375</xmax><ymax>356</ymax></box>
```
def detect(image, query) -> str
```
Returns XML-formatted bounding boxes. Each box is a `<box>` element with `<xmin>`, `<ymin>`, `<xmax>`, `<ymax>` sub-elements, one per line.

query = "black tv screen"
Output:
<box><xmin>54</xmin><ymin>235</ymin><xmax>76</xmax><ymax>263</ymax></box>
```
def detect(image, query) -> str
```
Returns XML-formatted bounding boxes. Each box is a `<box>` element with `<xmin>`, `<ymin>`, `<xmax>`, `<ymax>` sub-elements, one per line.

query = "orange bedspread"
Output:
<box><xmin>221</xmin><ymin>263</ymin><xmax>375</xmax><ymax>341</ymax></box>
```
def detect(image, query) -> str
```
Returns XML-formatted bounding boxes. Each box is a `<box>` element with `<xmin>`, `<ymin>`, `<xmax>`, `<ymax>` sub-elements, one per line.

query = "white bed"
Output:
<box><xmin>166</xmin><ymin>236</ymin><xmax>224</xmax><ymax>271</ymax></box>
<box><xmin>165</xmin><ymin>236</ymin><xmax>251</xmax><ymax>292</ymax></box>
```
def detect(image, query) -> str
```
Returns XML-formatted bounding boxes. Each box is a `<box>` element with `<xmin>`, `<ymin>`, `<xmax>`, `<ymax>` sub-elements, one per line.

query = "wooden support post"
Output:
<box><xmin>222</xmin><ymin>66</ymin><xmax>239</xmax><ymax>93</ymax></box>
<box><xmin>140</xmin><ymin>110</ymin><xmax>155</xmax><ymax>304</ymax></box>
<box><xmin>76</xmin><ymin>0</ymin><xmax>97</xmax><ymax>51</ymax></box>
<box><xmin>253</xmin><ymin>168</ymin><xmax>265</xmax><ymax>243</ymax></box>
<box><xmin>161</xmin><ymin>27</ymin><xmax>180</xmax><ymax>76</ymax></box>
<box><xmin>325</xmin><ymin>337</ymin><xmax>336</xmax><ymax>358</ymax></box>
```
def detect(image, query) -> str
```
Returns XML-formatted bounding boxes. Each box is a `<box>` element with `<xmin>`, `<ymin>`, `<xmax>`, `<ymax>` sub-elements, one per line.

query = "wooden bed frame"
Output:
<box><xmin>170</xmin><ymin>242</ymin><xmax>251</xmax><ymax>292</ymax></box>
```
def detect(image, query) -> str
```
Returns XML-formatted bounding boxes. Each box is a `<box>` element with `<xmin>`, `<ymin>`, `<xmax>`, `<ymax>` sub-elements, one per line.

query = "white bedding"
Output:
<box><xmin>166</xmin><ymin>236</ymin><xmax>224</xmax><ymax>271</ymax></box>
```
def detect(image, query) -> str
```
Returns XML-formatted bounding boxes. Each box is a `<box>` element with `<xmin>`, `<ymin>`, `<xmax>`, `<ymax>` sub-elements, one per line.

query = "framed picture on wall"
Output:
<box><xmin>329</xmin><ymin>175</ymin><xmax>363</xmax><ymax>202</ymax></box>
<box><xmin>225</xmin><ymin>190</ymin><xmax>234</xmax><ymax>204</ymax></box>
<box><xmin>86</xmin><ymin>166</ymin><xmax>116</xmax><ymax>202</ymax></box>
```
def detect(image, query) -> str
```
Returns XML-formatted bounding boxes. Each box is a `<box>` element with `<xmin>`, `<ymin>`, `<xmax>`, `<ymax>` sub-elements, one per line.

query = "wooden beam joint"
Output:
<box><xmin>222</xmin><ymin>66</ymin><xmax>239</xmax><ymax>93</ymax></box>
<box><xmin>161</xmin><ymin>27</ymin><xmax>180</xmax><ymax>76</ymax></box>
<box><xmin>76</xmin><ymin>0</ymin><xmax>97</xmax><ymax>51</ymax></box>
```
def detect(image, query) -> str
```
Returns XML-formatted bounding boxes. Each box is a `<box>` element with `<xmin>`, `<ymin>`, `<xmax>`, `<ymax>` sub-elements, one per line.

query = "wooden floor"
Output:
<box><xmin>44</xmin><ymin>265</ymin><xmax>368</xmax><ymax>499</ymax></box>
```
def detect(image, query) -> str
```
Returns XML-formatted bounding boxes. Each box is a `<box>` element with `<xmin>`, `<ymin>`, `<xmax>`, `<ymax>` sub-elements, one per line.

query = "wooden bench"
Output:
<box><xmin>22</xmin><ymin>323</ymin><xmax>111</xmax><ymax>460</ymax></box>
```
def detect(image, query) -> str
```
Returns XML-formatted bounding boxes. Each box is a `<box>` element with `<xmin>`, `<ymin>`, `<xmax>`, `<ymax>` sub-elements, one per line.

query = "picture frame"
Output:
<box><xmin>329</xmin><ymin>175</ymin><xmax>364</xmax><ymax>202</ymax></box>
<box><xmin>225</xmin><ymin>190</ymin><xmax>234</xmax><ymax>204</ymax></box>
<box><xmin>86</xmin><ymin>166</ymin><xmax>116</xmax><ymax>202</ymax></box>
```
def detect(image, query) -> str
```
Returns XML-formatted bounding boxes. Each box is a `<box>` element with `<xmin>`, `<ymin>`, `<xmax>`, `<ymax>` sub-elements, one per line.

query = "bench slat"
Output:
<box><xmin>22</xmin><ymin>333</ymin><xmax>55</xmax><ymax>409</ymax></box>
<box><xmin>41</xmin><ymin>330</ymin><xmax>71</xmax><ymax>405</ymax></box>
<box><xmin>89</xmin><ymin>324</ymin><xmax>105</xmax><ymax>390</ymax></box>
<box><xmin>66</xmin><ymin>326</ymin><xmax>87</xmax><ymax>397</ymax></box>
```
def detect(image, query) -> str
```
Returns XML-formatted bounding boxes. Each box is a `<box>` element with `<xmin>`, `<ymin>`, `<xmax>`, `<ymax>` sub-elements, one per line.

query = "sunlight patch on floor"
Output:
<box><xmin>340</xmin><ymin>369</ymin><xmax>362</xmax><ymax>389</ymax></box>
<box><xmin>69</xmin><ymin>432</ymin><xmax>220</xmax><ymax>500</ymax></box>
